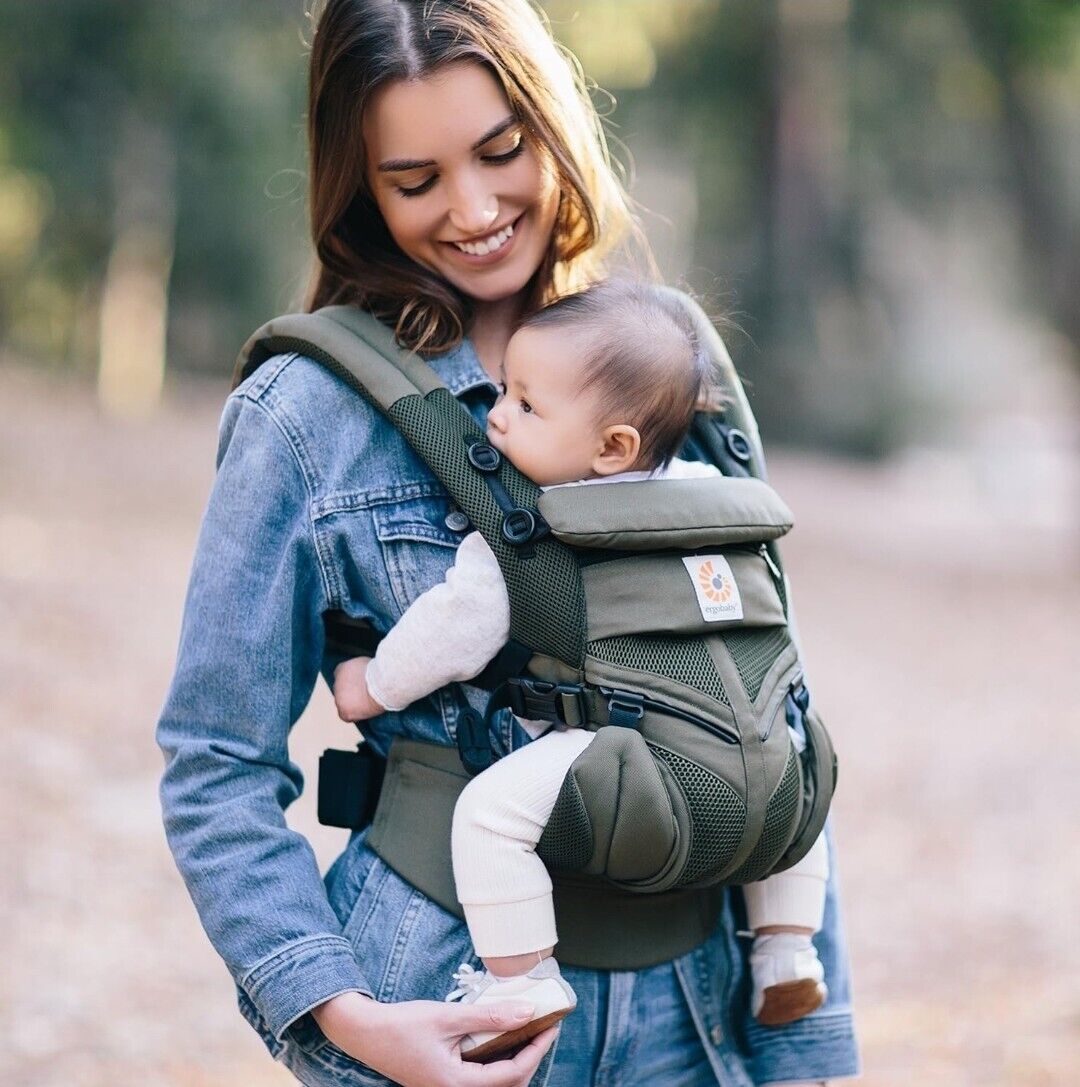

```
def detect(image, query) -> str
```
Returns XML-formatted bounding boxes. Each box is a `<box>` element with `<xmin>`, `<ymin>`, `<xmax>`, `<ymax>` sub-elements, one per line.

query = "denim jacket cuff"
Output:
<box><xmin>241</xmin><ymin>934</ymin><xmax>375</xmax><ymax>1041</ymax></box>
<box><xmin>746</xmin><ymin>1008</ymin><xmax>860</xmax><ymax>1084</ymax></box>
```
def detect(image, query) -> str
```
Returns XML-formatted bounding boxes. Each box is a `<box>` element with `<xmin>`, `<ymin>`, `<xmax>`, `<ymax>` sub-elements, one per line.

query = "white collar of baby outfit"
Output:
<box><xmin>540</xmin><ymin>458</ymin><xmax>719</xmax><ymax>492</ymax></box>
<box><xmin>541</xmin><ymin>468</ymin><xmax>659</xmax><ymax>492</ymax></box>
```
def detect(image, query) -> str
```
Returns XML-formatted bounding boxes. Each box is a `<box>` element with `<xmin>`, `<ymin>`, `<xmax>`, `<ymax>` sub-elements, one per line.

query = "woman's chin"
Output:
<box><xmin>446</xmin><ymin>263</ymin><xmax>534</xmax><ymax>305</ymax></box>
<box><xmin>437</xmin><ymin>229</ymin><xmax>542</xmax><ymax>305</ymax></box>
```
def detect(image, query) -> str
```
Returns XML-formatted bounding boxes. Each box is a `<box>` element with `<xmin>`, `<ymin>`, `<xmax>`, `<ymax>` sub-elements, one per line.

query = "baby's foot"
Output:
<box><xmin>445</xmin><ymin>958</ymin><xmax>577</xmax><ymax>1062</ymax></box>
<box><xmin>749</xmin><ymin>933</ymin><xmax>827</xmax><ymax>1026</ymax></box>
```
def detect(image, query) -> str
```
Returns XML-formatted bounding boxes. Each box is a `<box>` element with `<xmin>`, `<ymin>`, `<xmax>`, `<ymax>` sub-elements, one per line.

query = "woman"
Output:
<box><xmin>157</xmin><ymin>2</ymin><xmax>859</xmax><ymax>1084</ymax></box>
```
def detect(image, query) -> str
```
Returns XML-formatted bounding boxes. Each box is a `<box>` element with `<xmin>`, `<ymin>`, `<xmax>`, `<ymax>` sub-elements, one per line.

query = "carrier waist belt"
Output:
<box><xmin>366</xmin><ymin>737</ymin><xmax>725</xmax><ymax>971</ymax></box>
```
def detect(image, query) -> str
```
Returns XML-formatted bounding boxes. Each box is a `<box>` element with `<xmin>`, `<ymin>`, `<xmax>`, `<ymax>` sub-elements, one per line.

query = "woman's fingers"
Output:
<box><xmin>462</xmin><ymin>1025</ymin><xmax>559</xmax><ymax>1087</ymax></box>
<box><xmin>442</xmin><ymin>1000</ymin><xmax>536</xmax><ymax>1035</ymax></box>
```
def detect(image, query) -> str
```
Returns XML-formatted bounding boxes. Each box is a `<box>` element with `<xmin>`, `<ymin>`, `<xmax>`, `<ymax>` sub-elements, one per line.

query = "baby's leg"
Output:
<box><xmin>743</xmin><ymin>832</ymin><xmax>830</xmax><ymax>1026</ymax></box>
<box><xmin>743</xmin><ymin>831</ymin><xmax>829</xmax><ymax>934</ymax></box>
<box><xmin>449</xmin><ymin>729</ymin><xmax>593</xmax><ymax>1062</ymax></box>
<box><xmin>451</xmin><ymin>726</ymin><xmax>595</xmax><ymax>966</ymax></box>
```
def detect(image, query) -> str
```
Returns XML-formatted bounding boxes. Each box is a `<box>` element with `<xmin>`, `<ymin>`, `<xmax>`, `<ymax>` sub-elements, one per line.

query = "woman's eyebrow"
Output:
<box><xmin>377</xmin><ymin>116</ymin><xmax>518</xmax><ymax>173</ymax></box>
<box><xmin>471</xmin><ymin>116</ymin><xmax>518</xmax><ymax>150</ymax></box>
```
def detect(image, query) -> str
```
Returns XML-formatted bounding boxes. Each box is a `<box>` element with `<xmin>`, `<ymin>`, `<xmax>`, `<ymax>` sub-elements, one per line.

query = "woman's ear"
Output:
<box><xmin>592</xmin><ymin>424</ymin><xmax>642</xmax><ymax>476</ymax></box>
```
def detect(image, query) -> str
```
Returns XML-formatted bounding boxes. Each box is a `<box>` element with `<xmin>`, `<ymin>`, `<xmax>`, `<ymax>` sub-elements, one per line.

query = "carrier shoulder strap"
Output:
<box><xmin>234</xmin><ymin>304</ymin><xmax>587</xmax><ymax>670</ymax></box>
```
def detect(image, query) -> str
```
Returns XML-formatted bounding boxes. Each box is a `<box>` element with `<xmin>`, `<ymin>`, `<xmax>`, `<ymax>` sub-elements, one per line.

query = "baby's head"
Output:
<box><xmin>486</xmin><ymin>280</ymin><xmax>714</xmax><ymax>487</ymax></box>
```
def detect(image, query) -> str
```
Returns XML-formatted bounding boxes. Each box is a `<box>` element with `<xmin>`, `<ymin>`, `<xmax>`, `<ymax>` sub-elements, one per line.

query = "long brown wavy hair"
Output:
<box><xmin>305</xmin><ymin>0</ymin><xmax>651</xmax><ymax>355</ymax></box>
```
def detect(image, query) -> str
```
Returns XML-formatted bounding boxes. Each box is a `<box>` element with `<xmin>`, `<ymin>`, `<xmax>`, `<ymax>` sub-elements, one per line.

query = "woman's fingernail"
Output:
<box><xmin>510</xmin><ymin>1003</ymin><xmax>535</xmax><ymax>1020</ymax></box>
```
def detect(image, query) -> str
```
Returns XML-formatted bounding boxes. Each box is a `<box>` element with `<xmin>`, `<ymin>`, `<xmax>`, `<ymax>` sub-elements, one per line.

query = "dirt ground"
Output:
<box><xmin>2</xmin><ymin>360</ymin><xmax>1078</xmax><ymax>1086</ymax></box>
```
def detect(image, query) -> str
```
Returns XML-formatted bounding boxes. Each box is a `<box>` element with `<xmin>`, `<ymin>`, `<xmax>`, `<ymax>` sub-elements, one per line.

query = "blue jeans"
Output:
<box><xmin>550</xmin><ymin>962</ymin><xmax>717</xmax><ymax>1087</ymax></box>
<box><xmin>279</xmin><ymin>958</ymin><xmax>716</xmax><ymax>1086</ymax></box>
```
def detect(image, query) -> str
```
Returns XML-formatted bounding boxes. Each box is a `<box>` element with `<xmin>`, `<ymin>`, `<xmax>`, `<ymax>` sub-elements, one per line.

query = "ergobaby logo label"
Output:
<box><xmin>682</xmin><ymin>555</ymin><xmax>743</xmax><ymax>622</ymax></box>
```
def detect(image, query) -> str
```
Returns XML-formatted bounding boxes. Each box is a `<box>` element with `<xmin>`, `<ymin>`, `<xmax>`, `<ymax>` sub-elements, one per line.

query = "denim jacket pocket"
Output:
<box><xmin>372</xmin><ymin>493</ymin><xmax>464</xmax><ymax>616</ymax></box>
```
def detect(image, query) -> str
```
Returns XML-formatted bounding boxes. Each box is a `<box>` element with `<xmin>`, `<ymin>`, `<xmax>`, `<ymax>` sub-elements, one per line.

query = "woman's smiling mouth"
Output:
<box><xmin>444</xmin><ymin>214</ymin><xmax>522</xmax><ymax>262</ymax></box>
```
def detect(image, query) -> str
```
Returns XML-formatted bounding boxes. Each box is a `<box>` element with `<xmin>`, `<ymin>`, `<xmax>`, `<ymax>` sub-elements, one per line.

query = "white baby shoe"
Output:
<box><xmin>749</xmin><ymin>933</ymin><xmax>827</xmax><ymax>1026</ymax></box>
<box><xmin>446</xmin><ymin>958</ymin><xmax>577</xmax><ymax>1062</ymax></box>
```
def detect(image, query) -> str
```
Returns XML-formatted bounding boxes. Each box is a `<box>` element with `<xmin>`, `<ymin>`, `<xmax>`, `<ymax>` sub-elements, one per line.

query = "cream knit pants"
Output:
<box><xmin>451</xmin><ymin>727</ymin><xmax>829</xmax><ymax>958</ymax></box>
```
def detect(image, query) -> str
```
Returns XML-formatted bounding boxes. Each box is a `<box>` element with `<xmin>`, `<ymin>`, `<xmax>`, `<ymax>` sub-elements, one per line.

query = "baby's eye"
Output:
<box><xmin>520</xmin><ymin>399</ymin><xmax>533</xmax><ymax>415</ymax></box>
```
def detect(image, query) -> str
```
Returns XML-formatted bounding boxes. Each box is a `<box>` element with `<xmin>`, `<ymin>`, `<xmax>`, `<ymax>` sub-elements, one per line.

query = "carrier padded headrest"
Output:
<box><xmin>537</xmin><ymin>476</ymin><xmax>794</xmax><ymax>551</ymax></box>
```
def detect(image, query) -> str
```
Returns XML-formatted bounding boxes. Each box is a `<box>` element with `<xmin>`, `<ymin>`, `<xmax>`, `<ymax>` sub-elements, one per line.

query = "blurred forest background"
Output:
<box><xmin>3</xmin><ymin>0</ymin><xmax>1080</xmax><ymax>457</ymax></box>
<box><xmin>1</xmin><ymin>2</ymin><xmax>1078</xmax><ymax>1086</ymax></box>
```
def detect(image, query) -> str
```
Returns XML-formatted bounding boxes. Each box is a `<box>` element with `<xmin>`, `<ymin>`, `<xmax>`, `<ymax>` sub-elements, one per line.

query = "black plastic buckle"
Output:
<box><xmin>607</xmin><ymin>689</ymin><xmax>645</xmax><ymax>728</ymax></box>
<box><xmin>507</xmin><ymin>678</ymin><xmax>587</xmax><ymax>727</ymax></box>
<box><xmin>456</xmin><ymin>705</ymin><xmax>493</xmax><ymax>776</ymax></box>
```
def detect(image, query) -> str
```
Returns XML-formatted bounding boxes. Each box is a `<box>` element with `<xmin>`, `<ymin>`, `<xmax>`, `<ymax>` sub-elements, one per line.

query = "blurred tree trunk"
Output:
<box><xmin>959</xmin><ymin>0</ymin><xmax>1080</xmax><ymax>365</ymax></box>
<box><xmin>97</xmin><ymin>112</ymin><xmax>175</xmax><ymax>417</ymax></box>
<box><xmin>756</xmin><ymin>0</ymin><xmax>889</xmax><ymax>452</ymax></box>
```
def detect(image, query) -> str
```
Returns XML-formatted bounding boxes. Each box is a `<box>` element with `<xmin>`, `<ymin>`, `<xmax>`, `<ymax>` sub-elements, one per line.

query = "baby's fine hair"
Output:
<box><xmin>520</xmin><ymin>280</ymin><xmax>718</xmax><ymax>470</ymax></box>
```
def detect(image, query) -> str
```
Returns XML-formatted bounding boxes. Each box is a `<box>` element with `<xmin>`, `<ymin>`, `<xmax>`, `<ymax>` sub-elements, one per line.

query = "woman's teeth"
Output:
<box><xmin>453</xmin><ymin>222</ymin><xmax>514</xmax><ymax>256</ymax></box>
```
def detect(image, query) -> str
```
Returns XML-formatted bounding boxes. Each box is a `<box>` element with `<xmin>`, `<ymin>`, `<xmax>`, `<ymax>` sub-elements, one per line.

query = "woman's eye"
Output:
<box><xmin>396</xmin><ymin>176</ymin><xmax>437</xmax><ymax>198</ymax></box>
<box><xmin>483</xmin><ymin>136</ymin><xmax>524</xmax><ymax>165</ymax></box>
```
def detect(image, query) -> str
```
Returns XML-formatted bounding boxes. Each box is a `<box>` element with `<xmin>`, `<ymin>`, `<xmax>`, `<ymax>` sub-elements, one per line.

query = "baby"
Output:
<box><xmin>334</xmin><ymin>281</ymin><xmax>829</xmax><ymax>1059</ymax></box>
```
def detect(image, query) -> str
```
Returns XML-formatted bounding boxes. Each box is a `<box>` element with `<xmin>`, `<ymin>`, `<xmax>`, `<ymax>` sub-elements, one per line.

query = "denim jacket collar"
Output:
<box><xmin>425</xmin><ymin>338</ymin><xmax>500</xmax><ymax>399</ymax></box>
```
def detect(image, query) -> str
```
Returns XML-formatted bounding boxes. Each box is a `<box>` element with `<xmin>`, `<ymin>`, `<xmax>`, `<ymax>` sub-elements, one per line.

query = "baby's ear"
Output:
<box><xmin>593</xmin><ymin>424</ymin><xmax>642</xmax><ymax>476</ymax></box>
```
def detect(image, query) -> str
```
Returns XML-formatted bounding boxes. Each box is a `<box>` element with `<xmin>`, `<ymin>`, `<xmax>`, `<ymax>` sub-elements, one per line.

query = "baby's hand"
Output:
<box><xmin>333</xmin><ymin>657</ymin><xmax>387</xmax><ymax>722</ymax></box>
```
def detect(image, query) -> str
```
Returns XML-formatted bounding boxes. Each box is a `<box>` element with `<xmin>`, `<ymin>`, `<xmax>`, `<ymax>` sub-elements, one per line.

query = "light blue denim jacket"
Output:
<box><xmin>157</xmin><ymin>338</ymin><xmax>859</xmax><ymax>1085</ymax></box>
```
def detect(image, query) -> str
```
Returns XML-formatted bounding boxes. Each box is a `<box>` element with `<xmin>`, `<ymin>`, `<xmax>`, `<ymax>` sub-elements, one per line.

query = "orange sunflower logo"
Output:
<box><xmin>697</xmin><ymin>560</ymin><xmax>732</xmax><ymax>603</ymax></box>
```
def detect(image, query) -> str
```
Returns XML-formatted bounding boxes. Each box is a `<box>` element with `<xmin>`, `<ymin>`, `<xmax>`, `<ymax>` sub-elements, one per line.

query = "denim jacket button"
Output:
<box><xmin>709</xmin><ymin>1024</ymin><xmax>724</xmax><ymax>1046</ymax></box>
<box><xmin>445</xmin><ymin>509</ymin><xmax>470</xmax><ymax>532</ymax></box>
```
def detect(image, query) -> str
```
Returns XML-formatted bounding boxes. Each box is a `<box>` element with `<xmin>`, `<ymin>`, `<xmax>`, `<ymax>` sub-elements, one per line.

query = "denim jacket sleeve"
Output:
<box><xmin>156</xmin><ymin>386</ymin><xmax>372</xmax><ymax>1041</ymax></box>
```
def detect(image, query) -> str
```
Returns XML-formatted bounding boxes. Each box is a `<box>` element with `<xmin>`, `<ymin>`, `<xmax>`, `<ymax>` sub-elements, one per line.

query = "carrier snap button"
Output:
<box><xmin>467</xmin><ymin>442</ymin><xmax>502</xmax><ymax>472</ymax></box>
<box><xmin>725</xmin><ymin>427</ymin><xmax>752</xmax><ymax>464</ymax></box>
<box><xmin>445</xmin><ymin>509</ymin><xmax>470</xmax><ymax>532</ymax></box>
<box><xmin>709</xmin><ymin>1024</ymin><xmax>724</xmax><ymax>1046</ymax></box>
<box><xmin>501</xmin><ymin>508</ymin><xmax>537</xmax><ymax>546</ymax></box>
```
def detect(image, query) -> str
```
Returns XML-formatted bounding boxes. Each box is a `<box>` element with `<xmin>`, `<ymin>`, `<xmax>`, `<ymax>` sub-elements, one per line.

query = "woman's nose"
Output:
<box><xmin>447</xmin><ymin>177</ymin><xmax>499</xmax><ymax>237</ymax></box>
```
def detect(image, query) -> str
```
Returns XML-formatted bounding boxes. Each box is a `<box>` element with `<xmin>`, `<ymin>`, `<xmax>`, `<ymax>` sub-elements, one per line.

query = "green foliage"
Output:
<box><xmin>0</xmin><ymin>0</ymin><xmax>308</xmax><ymax>370</ymax></box>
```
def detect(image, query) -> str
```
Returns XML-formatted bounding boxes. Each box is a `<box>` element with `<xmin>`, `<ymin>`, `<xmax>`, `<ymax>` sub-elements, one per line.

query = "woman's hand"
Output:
<box><xmin>333</xmin><ymin>657</ymin><xmax>387</xmax><ymax>721</ymax></box>
<box><xmin>312</xmin><ymin>991</ymin><xmax>557</xmax><ymax>1087</ymax></box>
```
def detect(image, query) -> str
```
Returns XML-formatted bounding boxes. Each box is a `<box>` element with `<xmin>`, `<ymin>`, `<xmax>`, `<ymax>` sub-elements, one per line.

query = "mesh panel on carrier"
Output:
<box><xmin>724</xmin><ymin>748</ymin><xmax>801</xmax><ymax>884</ymax></box>
<box><xmin>389</xmin><ymin>389</ymin><xmax>587</xmax><ymax>667</ymax></box>
<box><xmin>648</xmin><ymin>744</ymin><xmax>745</xmax><ymax>886</ymax></box>
<box><xmin>588</xmin><ymin>634</ymin><xmax>730</xmax><ymax>706</ymax></box>
<box><xmin>722</xmin><ymin>627</ymin><xmax>791</xmax><ymax>702</ymax></box>
<box><xmin>538</xmin><ymin>778</ymin><xmax>594</xmax><ymax>872</ymax></box>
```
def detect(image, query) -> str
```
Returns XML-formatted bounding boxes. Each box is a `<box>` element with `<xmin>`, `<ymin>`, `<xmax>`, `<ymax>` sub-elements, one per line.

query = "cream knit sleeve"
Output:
<box><xmin>364</xmin><ymin>531</ymin><xmax>510</xmax><ymax>712</ymax></box>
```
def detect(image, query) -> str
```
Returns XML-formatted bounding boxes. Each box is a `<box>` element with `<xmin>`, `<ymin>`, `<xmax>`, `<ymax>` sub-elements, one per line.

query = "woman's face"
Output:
<box><xmin>362</xmin><ymin>61</ymin><xmax>560</xmax><ymax>305</ymax></box>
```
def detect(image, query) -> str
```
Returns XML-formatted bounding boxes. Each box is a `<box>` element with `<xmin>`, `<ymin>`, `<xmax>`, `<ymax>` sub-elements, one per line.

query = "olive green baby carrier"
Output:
<box><xmin>235</xmin><ymin>289</ymin><xmax>837</xmax><ymax>968</ymax></box>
